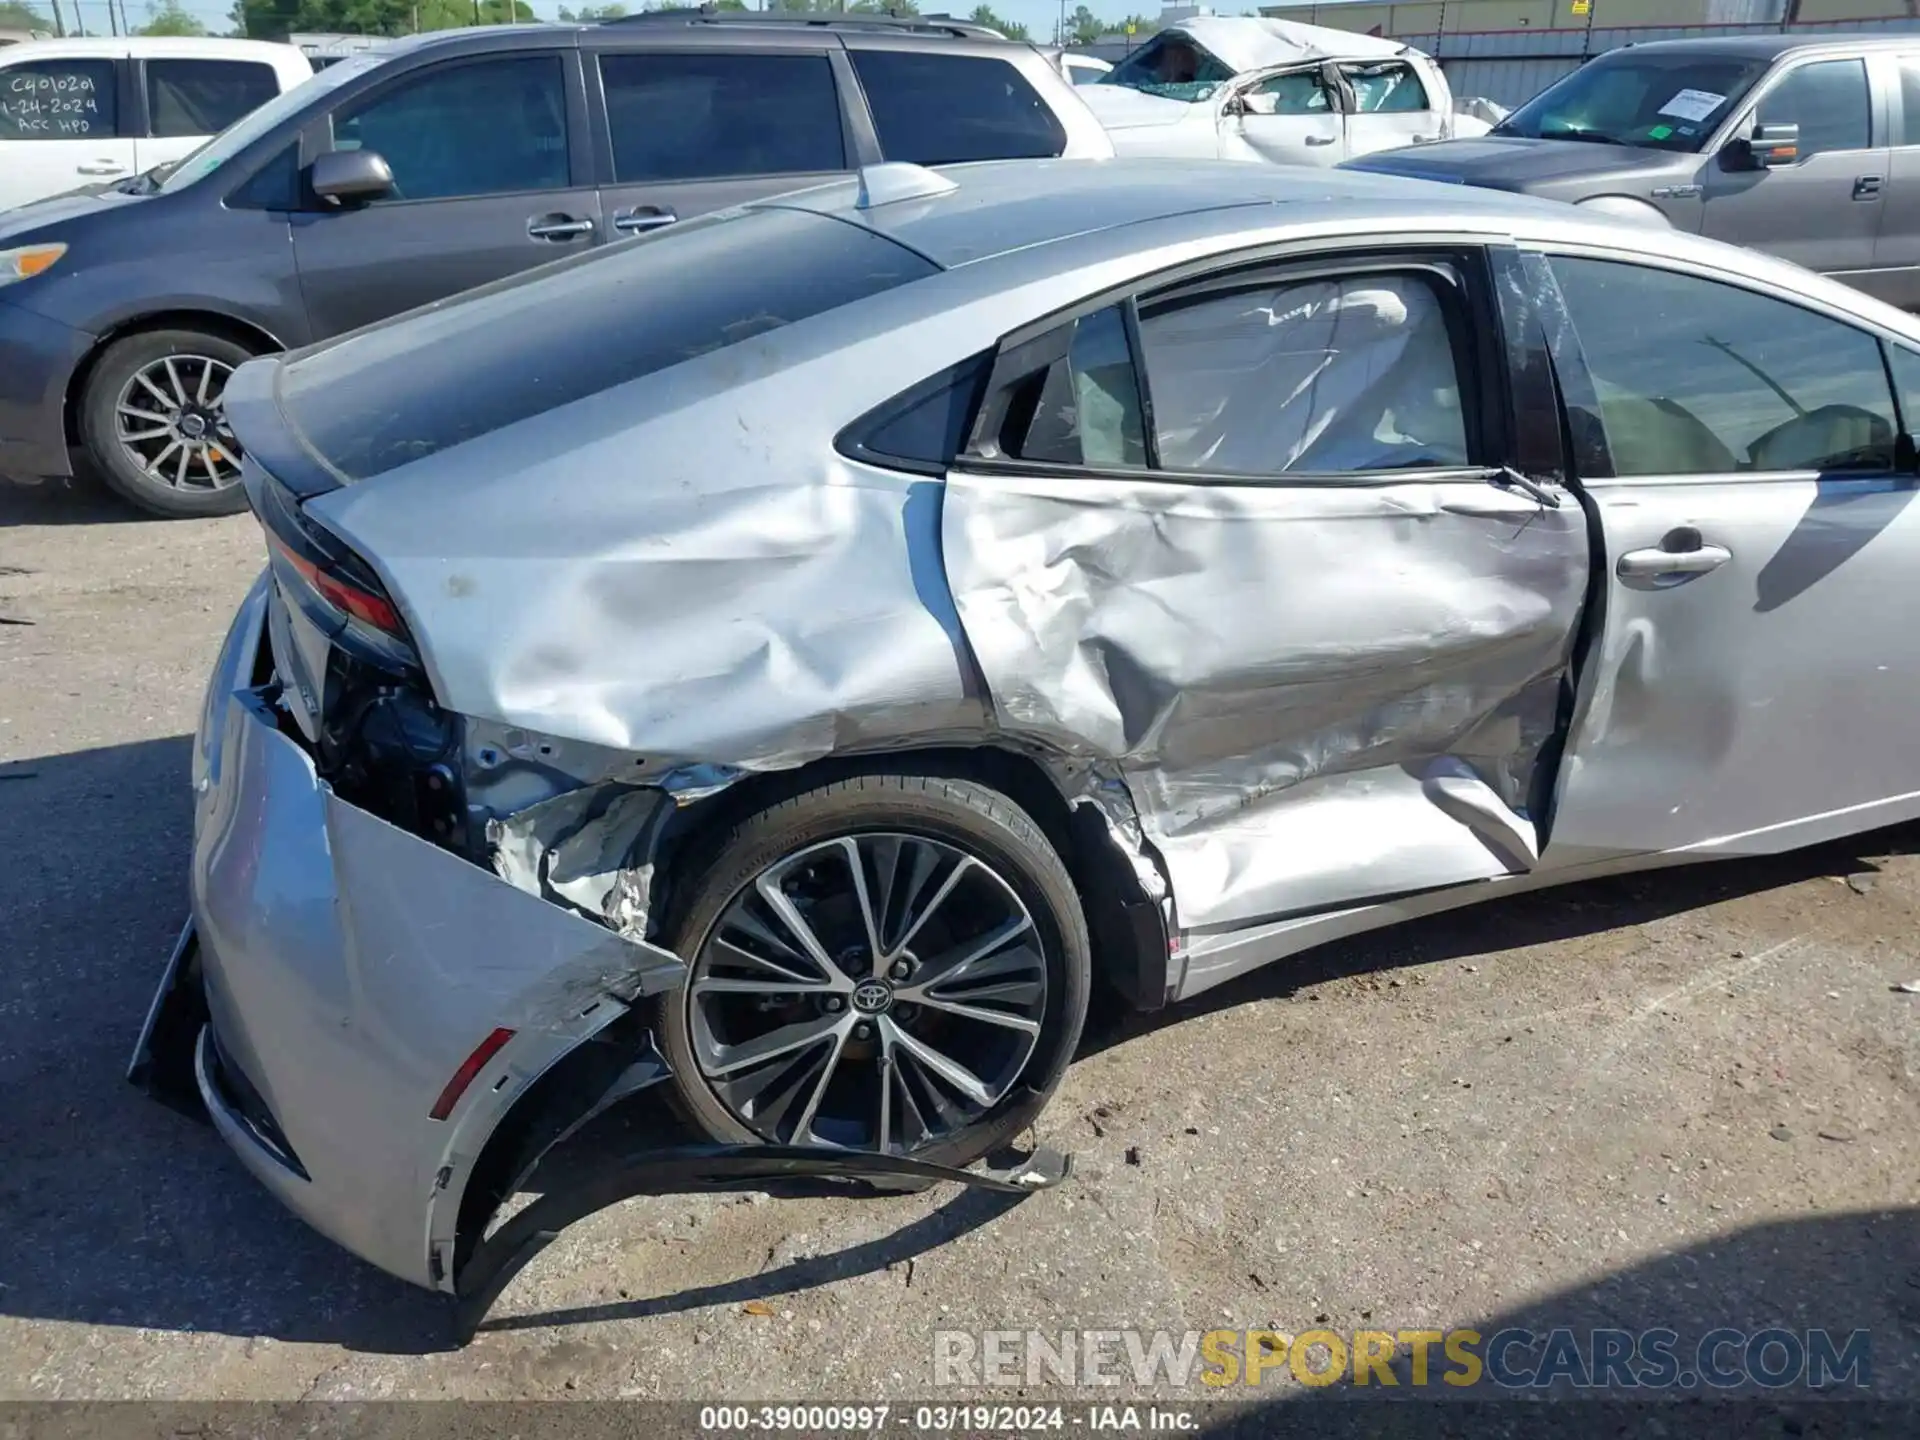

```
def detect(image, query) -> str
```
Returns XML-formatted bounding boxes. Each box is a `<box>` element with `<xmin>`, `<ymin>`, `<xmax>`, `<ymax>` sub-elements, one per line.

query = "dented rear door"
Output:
<box><xmin>943</xmin><ymin>245</ymin><xmax>1591</xmax><ymax>935</ymax></box>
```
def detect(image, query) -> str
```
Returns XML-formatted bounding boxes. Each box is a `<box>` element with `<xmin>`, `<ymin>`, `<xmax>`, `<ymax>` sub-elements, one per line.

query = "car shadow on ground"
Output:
<box><xmin>1</xmin><ymin>733</ymin><xmax>1913</xmax><ymax>1357</ymax></box>
<box><xmin>1079</xmin><ymin>833</ymin><xmax>1918</xmax><ymax>1062</ymax></box>
<box><xmin>1199</xmin><ymin>1207</ymin><xmax>1920</xmax><ymax>1433</ymax></box>
<box><xmin>0</xmin><ymin>474</ymin><xmax>129</xmax><ymax>528</ymax></box>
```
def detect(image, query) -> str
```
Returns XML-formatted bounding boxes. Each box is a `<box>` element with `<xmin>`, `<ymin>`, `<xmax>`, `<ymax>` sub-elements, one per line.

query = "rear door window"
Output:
<box><xmin>1138</xmin><ymin>272</ymin><xmax>1473</xmax><ymax>477</ymax></box>
<box><xmin>850</xmin><ymin>50</ymin><xmax>1066</xmax><ymax>164</ymax></box>
<box><xmin>332</xmin><ymin>55</ymin><xmax>570</xmax><ymax>202</ymax></box>
<box><xmin>145</xmin><ymin>59</ymin><xmax>279</xmax><ymax>138</ymax></box>
<box><xmin>599</xmin><ymin>51</ymin><xmax>845</xmax><ymax>182</ymax></box>
<box><xmin>0</xmin><ymin>59</ymin><xmax>116</xmax><ymax>139</ymax></box>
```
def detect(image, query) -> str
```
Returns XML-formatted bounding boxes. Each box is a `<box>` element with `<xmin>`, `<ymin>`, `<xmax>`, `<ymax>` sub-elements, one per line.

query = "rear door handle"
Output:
<box><xmin>76</xmin><ymin>161</ymin><xmax>127</xmax><ymax>175</ymax></box>
<box><xmin>1305</xmin><ymin>135</ymin><xmax>1337</xmax><ymax>146</ymax></box>
<box><xmin>613</xmin><ymin>206</ymin><xmax>677</xmax><ymax>234</ymax></box>
<box><xmin>1854</xmin><ymin>175</ymin><xmax>1883</xmax><ymax>199</ymax></box>
<box><xmin>527</xmin><ymin>214</ymin><xmax>594</xmax><ymax>241</ymax></box>
<box><xmin>1617</xmin><ymin>543</ymin><xmax>1732</xmax><ymax>583</ymax></box>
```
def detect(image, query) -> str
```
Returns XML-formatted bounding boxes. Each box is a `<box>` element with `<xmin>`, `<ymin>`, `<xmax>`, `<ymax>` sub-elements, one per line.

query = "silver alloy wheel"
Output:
<box><xmin>687</xmin><ymin>833</ymin><xmax>1049</xmax><ymax>1153</ymax></box>
<box><xmin>114</xmin><ymin>354</ymin><xmax>242</xmax><ymax>491</ymax></box>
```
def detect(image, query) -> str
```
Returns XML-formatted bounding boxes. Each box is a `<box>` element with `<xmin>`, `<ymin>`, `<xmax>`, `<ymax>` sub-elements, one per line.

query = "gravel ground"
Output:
<box><xmin>2</xmin><ymin>478</ymin><xmax>1917</xmax><ymax>1413</ymax></box>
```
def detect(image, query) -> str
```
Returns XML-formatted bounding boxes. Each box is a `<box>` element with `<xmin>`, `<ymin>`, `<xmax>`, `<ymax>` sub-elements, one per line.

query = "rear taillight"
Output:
<box><xmin>249</xmin><ymin>465</ymin><xmax>418</xmax><ymax>674</ymax></box>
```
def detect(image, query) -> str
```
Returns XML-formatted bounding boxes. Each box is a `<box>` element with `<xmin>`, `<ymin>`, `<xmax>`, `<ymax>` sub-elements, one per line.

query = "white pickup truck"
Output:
<box><xmin>1079</xmin><ymin>18</ymin><xmax>1497</xmax><ymax>168</ymax></box>
<box><xmin>0</xmin><ymin>36</ymin><xmax>311</xmax><ymax>211</ymax></box>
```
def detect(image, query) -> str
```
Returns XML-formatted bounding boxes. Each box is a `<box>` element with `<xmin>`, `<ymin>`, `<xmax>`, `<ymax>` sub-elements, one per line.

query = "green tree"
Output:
<box><xmin>139</xmin><ymin>0</ymin><xmax>208</xmax><ymax>33</ymax></box>
<box><xmin>1068</xmin><ymin>4</ymin><xmax>1102</xmax><ymax>46</ymax></box>
<box><xmin>0</xmin><ymin>0</ymin><xmax>52</xmax><ymax>29</ymax></box>
<box><xmin>558</xmin><ymin>2</ymin><xmax>626</xmax><ymax>16</ymax></box>
<box><xmin>964</xmin><ymin>4</ymin><xmax>1025</xmax><ymax>40</ymax></box>
<box><xmin>230</xmin><ymin>0</ymin><xmax>530</xmax><ymax>37</ymax></box>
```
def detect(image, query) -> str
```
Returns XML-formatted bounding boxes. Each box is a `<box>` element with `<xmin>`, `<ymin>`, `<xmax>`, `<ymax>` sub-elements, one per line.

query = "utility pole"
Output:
<box><xmin>472</xmin><ymin>0</ymin><xmax>482</xmax><ymax>23</ymax></box>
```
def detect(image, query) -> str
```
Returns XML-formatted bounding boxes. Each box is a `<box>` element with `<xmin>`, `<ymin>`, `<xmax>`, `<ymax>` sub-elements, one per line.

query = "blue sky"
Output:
<box><xmin>60</xmin><ymin>0</ymin><xmax>1244</xmax><ymax>42</ymax></box>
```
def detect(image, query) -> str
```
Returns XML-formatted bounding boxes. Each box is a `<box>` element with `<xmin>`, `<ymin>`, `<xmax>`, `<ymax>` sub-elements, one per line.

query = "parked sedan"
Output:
<box><xmin>0</xmin><ymin>15</ymin><xmax>1107</xmax><ymax>519</ymax></box>
<box><xmin>134</xmin><ymin>156</ymin><xmax>1920</xmax><ymax>1330</ymax></box>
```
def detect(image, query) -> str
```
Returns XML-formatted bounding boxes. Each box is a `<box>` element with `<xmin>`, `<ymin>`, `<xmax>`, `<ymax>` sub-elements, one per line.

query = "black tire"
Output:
<box><xmin>79</xmin><ymin>328</ymin><xmax>257</xmax><ymax>519</ymax></box>
<box><xmin>655</xmin><ymin>772</ymin><xmax>1091</xmax><ymax>1168</ymax></box>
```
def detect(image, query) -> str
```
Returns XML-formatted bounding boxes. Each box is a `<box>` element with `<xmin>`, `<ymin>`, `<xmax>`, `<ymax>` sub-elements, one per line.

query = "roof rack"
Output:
<box><xmin>600</xmin><ymin>7</ymin><xmax>1006</xmax><ymax>41</ymax></box>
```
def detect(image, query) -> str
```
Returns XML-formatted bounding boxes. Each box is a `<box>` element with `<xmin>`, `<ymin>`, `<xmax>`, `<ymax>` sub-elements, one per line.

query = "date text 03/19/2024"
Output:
<box><xmin>696</xmin><ymin>1406</ymin><xmax>1196</xmax><ymax>1432</ymax></box>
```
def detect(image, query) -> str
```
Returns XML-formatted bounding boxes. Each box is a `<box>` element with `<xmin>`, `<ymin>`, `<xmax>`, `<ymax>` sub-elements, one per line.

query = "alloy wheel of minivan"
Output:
<box><xmin>657</xmin><ymin>774</ymin><xmax>1091</xmax><ymax>1166</ymax></box>
<box><xmin>80</xmin><ymin>329</ymin><xmax>257</xmax><ymax>519</ymax></box>
<box><xmin>113</xmin><ymin>354</ymin><xmax>243</xmax><ymax>493</ymax></box>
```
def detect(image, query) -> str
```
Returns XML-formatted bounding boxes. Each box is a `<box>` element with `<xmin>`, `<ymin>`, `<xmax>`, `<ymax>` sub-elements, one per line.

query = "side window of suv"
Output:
<box><xmin>332</xmin><ymin>56</ymin><xmax>570</xmax><ymax>202</ymax></box>
<box><xmin>0</xmin><ymin>59</ymin><xmax>116</xmax><ymax>140</ymax></box>
<box><xmin>146</xmin><ymin>59</ymin><xmax>278</xmax><ymax>138</ymax></box>
<box><xmin>1754</xmin><ymin>58</ymin><xmax>1869</xmax><ymax>159</ymax></box>
<box><xmin>600</xmin><ymin>52</ymin><xmax>845</xmax><ymax>182</ymax></box>
<box><xmin>849</xmin><ymin>50</ymin><xmax>1066</xmax><ymax>164</ymax></box>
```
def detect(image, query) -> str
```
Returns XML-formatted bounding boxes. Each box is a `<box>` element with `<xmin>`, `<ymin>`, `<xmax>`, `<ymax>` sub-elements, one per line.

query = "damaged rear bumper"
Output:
<box><xmin>131</xmin><ymin>575</ymin><xmax>1067</xmax><ymax>1330</ymax></box>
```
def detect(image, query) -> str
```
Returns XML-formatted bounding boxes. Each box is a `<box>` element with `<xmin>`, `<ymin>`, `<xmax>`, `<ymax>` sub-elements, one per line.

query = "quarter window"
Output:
<box><xmin>992</xmin><ymin>304</ymin><xmax>1148</xmax><ymax>468</ymax></box>
<box><xmin>146</xmin><ymin>59</ymin><xmax>278</xmax><ymax>139</ymax></box>
<box><xmin>851</xmin><ymin>50</ymin><xmax>1066</xmax><ymax>165</ymax></box>
<box><xmin>332</xmin><ymin>57</ymin><xmax>569</xmax><ymax>203</ymax></box>
<box><xmin>0</xmin><ymin>59</ymin><xmax>116</xmax><ymax>140</ymax></box>
<box><xmin>1137</xmin><ymin>272</ymin><xmax>1471</xmax><ymax>477</ymax></box>
<box><xmin>1755</xmin><ymin>58</ymin><xmax>1869</xmax><ymax>159</ymax></box>
<box><xmin>600</xmin><ymin>52</ymin><xmax>845</xmax><ymax>183</ymax></box>
<box><xmin>1551</xmin><ymin>256</ymin><xmax>1896</xmax><ymax>475</ymax></box>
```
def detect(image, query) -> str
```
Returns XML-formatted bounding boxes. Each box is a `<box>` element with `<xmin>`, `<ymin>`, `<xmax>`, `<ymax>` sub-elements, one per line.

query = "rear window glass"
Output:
<box><xmin>275</xmin><ymin>207</ymin><xmax>938</xmax><ymax>481</ymax></box>
<box><xmin>146</xmin><ymin>58</ymin><xmax>279</xmax><ymax>139</ymax></box>
<box><xmin>851</xmin><ymin>50</ymin><xmax>1066</xmax><ymax>164</ymax></box>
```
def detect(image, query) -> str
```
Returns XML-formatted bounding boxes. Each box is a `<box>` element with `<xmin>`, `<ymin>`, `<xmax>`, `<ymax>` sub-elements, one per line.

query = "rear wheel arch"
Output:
<box><xmin>651</xmin><ymin>746</ymin><xmax>1171</xmax><ymax>1012</ymax></box>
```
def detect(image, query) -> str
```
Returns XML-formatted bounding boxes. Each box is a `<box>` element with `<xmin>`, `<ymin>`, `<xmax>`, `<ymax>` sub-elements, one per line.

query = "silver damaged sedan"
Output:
<box><xmin>132</xmin><ymin>158</ymin><xmax>1920</xmax><ymax>1331</ymax></box>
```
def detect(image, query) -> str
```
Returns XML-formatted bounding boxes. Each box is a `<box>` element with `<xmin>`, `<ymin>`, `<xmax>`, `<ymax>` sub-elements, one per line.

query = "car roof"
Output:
<box><xmin>764</xmin><ymin>158</ymin><xmax>1570</xmax><ymax>269</ymax></box>
<box><xmin>379</xmin><ymin>15</ymin><xmax>1037</xmax><ymax>58</ymax></box>
<box><xmin>1603</xmin><ymin>32</ymin><xmax>1920</xmax><ymax>61</ymax></box>
<box><xmin>0</xmin><ymin>35</ymin><xmax>303</xmax><ymax>60</ymax></box>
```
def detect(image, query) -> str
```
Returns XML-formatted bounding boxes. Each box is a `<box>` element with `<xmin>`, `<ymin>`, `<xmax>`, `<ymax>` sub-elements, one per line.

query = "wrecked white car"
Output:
<box><xmin>1082</xmin><ymin>17</ymin><xmax>1496</xmax><ymax>166</ymax></box>
<box><xmin>132</xmin><ymin>156</ymin><xmax>1920</xmax><ymax>1334</ymax></box>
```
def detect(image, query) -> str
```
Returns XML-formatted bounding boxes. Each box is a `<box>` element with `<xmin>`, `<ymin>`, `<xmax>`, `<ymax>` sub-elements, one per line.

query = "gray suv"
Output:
<box><xmin>0</xmin><ymin>14</ymin><xmax>1109</xmax><ymax>517</ymax></box>
<box><xmin>1345</xmin><ymin>36</ymin><xmax>1920</xmax><ymax>309</ymax></box>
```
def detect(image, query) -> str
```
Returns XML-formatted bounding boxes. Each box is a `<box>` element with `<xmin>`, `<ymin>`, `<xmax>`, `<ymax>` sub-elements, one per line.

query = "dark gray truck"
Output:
<box><xmin>1344</xmin><ymin>35</ymin><xmax>1920</xmax><ymax>309</ymax></box>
